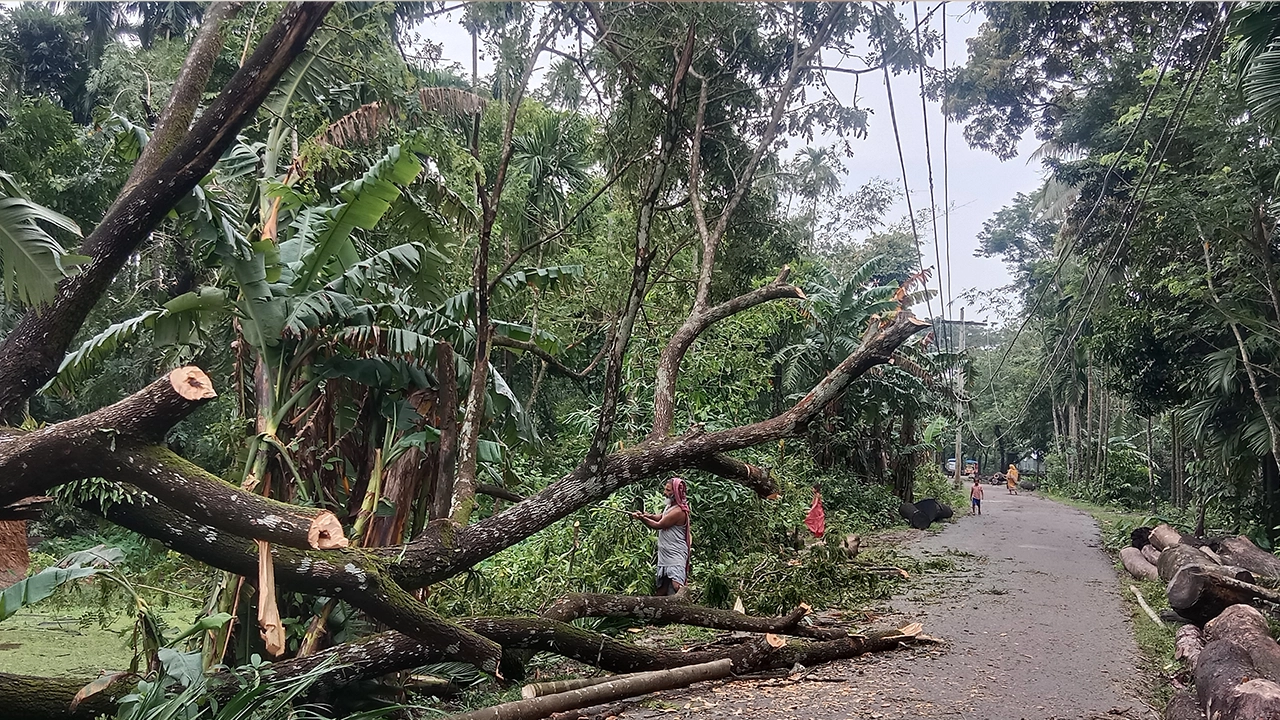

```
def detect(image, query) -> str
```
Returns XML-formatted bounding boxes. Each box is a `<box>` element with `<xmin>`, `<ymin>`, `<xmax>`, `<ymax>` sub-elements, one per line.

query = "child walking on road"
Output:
<box><xmin>970</xmin><ymin>478</ymin><xmax>984</xmax><ymax>515</ymax></box>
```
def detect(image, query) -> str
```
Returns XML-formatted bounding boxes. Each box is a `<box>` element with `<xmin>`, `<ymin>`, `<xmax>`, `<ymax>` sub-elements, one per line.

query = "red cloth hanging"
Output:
<box><xmin>804</xmin><ymin>490</ymin><xmax>825</xmax><ymax>538</ymax></box>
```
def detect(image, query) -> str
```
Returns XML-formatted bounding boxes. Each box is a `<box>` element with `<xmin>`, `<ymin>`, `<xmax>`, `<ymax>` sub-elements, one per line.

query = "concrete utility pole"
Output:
<box><xmin>953</xmin><ymin>307</ymin><xmax>966</xmax><ymax>488</ymax></box>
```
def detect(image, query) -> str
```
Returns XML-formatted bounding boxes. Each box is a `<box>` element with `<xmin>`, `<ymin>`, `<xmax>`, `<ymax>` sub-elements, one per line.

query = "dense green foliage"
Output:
<box><xmin>954</xmin><ymin>2</ymin><xmax>1280</xmax><ymax>543</ymax></box>
<box><xmin>0</xmin><ymin>3</ymin><xmax>966</xmax><ymax>714</ymax></box>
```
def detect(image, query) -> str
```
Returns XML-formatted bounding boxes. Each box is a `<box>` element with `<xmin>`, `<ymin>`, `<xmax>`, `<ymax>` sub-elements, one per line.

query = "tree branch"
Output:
<box><xmin>491</xmin><ymin>330</ymin><xmax>610</xmax><ymax>382</ymax></box>
<box><xmin>650</xmin><ymin>267</ymin><xmax>806</xmax><ymax>439</ymax></box>
<box><xmin>0</xmin><ymin>3</ymin><xmax>333</xmax><ymax>421</ymax></box>
<box><xmin>0</xmin><ymin>368</ymin><xmax>346</xmax><ymax>550</ymax></box>
<box><xmin>649</xmin><ymin>6</ymin><xmax>845</xmax><ymax>439</ymax></box>
<box><xmin>91</xmin><ymin>497</ymin><xmax>502</xmax><ymax>675</ymax></box>
<box><xmin>101</xmin><ymin>1</ymin><xmax>243</xmax><ymax>229</ymax></box>
<box><xmin>692</xmin><ymin>454</ymin><xmax>779</xmax><ymax>499</ymax></box>
<box><xmin>542</xmin><ymin>592</ymin><xmax>844</xmax><ymax>640</ymax></box>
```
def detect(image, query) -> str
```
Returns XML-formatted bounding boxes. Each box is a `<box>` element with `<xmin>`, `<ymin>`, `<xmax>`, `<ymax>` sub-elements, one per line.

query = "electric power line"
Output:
<box><xmin>977</xmin><ymin>5</ymin><xmax>1198</xmax><ymax>397</ymax></box>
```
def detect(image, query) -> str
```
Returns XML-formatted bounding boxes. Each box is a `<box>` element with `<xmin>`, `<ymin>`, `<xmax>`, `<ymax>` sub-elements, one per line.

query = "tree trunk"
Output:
<box><xmin>1195</xmin><ymin>604</ymin><xmax>1280</xmax><ymax>719</ymax></box>
<box><xmin>444</xmin><ymin>660</ymin><xmax>734</xmax><ymax>720</ymax></box>
<box><xmin>0</xmin><ymin>3</ymin><xmax>333</xmax><ymax>422</ymax></box>
<box><xmin>0</xmin><ymin>672</ymin><xmax>132</xmax><ymax>720</ymax></box>
<box><xmin>1120</xmin><ymin>547</ymin><xmax>1159</xmax><ymax>581</ymax></box>
<box><xmin>1165</xmin><ymin>689</ymin><xmax>1206</xmax><ymax>720</ymax></box>
<box><xmin>1206</xmin><ymin>536</ymin><xmax>1280</xmax><ymax>579</ymax></box>
<box><xmin>431</xmin><ymin>342</ymin><xmax>459</xmax><ymax>521</ymax></box>
<box><xmin>0</xmin><ymin>520</ymin><xmax>27</xmax><ymax>589</ymax></box>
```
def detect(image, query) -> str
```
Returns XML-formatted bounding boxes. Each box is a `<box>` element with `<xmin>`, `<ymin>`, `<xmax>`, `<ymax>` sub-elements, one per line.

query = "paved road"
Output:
<box><xmin>625</xmin><ymin>489</ymin><xmax>1157</xmax><ymax>720</ymax></box>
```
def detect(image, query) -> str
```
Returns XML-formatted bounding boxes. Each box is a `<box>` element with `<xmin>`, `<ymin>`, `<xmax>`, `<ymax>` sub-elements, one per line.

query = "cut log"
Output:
<box><xmin>1195</xmin><ymin>605</ymin><xmax>1280</xmax><ymax>720</ymax></box>
<box><xmin>1159</xmin><ymin>544</ymin><xmax>1215</xmax><ymax>582</ymax></box>
<box><xmin>443</xmin><ymin>659</ymin><xmax>734</xmax><ymax>720</ymax></box>
<box><xmin>1165</xmin><ymin>689</ymin><xmax>1205</xmax><ymax>720</ymax></box>
<box><xmin>1203</xmin><ymin>605</ymin><xmax>1280</xmax><ymax>679</ymax></box>
<box><xmin>1121</xmin><ymin>547</ymin><xmax>1159</xmax><ymax>581</ymax></box>
<box><xmin>523</xmin><ymin>675</ymin><xmax>628</xmax><ymax>699</ymax></box>
<box><xmin>1207</xmin><ymin>536</ymin><xmax>1280</xmax><ymax>579</ymax></box>
<box><xmin>1152</xmin><ymin>524</ymin><xmax>1185</xmax><ymax>551</ymax></box>
<box><xmin>1142</xmin><ymin>544</ymin><xmax>1162</xmax><ymax>567</ymax></box>
<box><xmin>1176</xmin><ymin>624</ymin><xmax>1205</xmax><ymax>669</ymax></box>
<box><xmin>1167</xmin><ymin>566</ymin><xmax>1280</xmax><ymax>625</ymax></box>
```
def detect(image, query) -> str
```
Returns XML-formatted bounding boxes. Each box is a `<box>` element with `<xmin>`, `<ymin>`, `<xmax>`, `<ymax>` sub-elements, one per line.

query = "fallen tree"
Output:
<box><xmin>0</xmin><ymin>6</ymin><xmax>939</xmax><ymax>717</ymax></box>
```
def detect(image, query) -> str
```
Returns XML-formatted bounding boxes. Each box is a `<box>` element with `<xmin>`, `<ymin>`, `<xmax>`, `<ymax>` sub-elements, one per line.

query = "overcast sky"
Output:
<box><xmin>413</xmin><ymin>3</ymin><xmax>1045</xmax><ymax>325</ymax></box>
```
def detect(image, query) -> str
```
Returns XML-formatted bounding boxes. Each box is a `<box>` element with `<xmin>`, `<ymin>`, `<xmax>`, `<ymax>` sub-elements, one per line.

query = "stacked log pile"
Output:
<box><xmin>1121</xmin><ymin>524</ymin><xmax>1280</xmax><ymax>719</ymax></box>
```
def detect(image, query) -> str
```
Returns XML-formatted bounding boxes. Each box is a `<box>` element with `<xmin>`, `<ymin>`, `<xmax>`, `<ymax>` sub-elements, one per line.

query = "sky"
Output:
<box><xmin>412</xmin><ymin>3</ymin><xmax>1046</xmax><ymax>325</ymax></box>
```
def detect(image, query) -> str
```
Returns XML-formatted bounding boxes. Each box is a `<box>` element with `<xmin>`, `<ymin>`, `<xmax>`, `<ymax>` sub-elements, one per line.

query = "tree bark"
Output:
<box><xmin>1176</xmin><ymin>624</ymin><xmax>1205</xmax><ymax>670</ymax></box>
<box><xmin>106</xmin><ymin>2</ymin><xmax>243</xmax><ymax>215</ymax></box>
<box><xmin>0</xmin><ymin>3</ymin><xmax>334</xmax><ymax>421</ymax></box>
<box><xmin>1165</xmin><ymin>689</ymin><xmax>1206</xmax><ymax>720</ymax></box>
<box><xmin>0</xmin><ymin>519</ymin><xmax>27</xmax><ymax>588</ymax></box>
<box><xmin>1206</xmin><ymin>536</ymin><xmax>1280</xmax><ymax>579</ymax></box>
<box><xmin>1167</xmin><ymin>566</ymin><xmax>1280</xmax><ymax>626</ymax></box>
<box><xmin>443</xmin><ymin>659</ymin><xmax>734</xmax><ymax>720</ymax></box>
<box><xmin>541</xmin><ymin>592</ymin><xmax>845</xmax><ymax>640</ymax></box>
<box><xmin>1120</xmin><ymin>547</ymin><xmax>1159</xmax><ymax>581</ymax></box>
<box><xmin>0</xmin><ymin>368</ymin><xmax>345</xmax><ymax>550</ymax></box>
<box><xmin>1195</xmin><ymin>604</ymin><xmax>1280</xmax><ymax>720</ymax></box>
<box><xmin>0</xmin><ymin>672</ymin><xmax>132</xmax><ymax>720</ymax></box>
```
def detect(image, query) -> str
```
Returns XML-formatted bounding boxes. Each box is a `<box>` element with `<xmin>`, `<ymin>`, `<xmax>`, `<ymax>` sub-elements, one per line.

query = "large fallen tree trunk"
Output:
<box><xmin>444</xmin><ymin>659</ymin><xmax>734</xmax><ymax>720</ymax></box>
<box><xmin>0</xmin><ymin>672</ymin><xmax>132</xmax><ymax>720</ymax></box>
<box><xmin>1166</xmin><ymin>689</ymin><xmax>1206</xmax><ymax>720</ymax></box>
<box><xmin>1195</xmin><ymin>604</ymin><xmax>1280</xmax><ymax>720</ymax></box>
<box><xmin>3</xmin><ymin>618</ymin><xmax>929</xmax><ymax>719</ymax></box>
<box><xmin>541</xmin><ymin>592</ymin><xmax>845</xmax><ymax>640</ymax></box>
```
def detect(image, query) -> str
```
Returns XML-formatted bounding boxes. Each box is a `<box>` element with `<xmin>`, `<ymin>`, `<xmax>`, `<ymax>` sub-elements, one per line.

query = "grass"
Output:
<box><xmin>0</xmin><ymin>602</ymin><xmax>203</xmax><ymax>677</ymax></box>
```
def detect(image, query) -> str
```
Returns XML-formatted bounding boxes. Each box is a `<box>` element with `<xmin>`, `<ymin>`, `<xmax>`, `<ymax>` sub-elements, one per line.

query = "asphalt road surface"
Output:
<box><xmin>622</xmin><ymin>489</ymin><xmax>1157</xmax><ymax>720</ymax></box>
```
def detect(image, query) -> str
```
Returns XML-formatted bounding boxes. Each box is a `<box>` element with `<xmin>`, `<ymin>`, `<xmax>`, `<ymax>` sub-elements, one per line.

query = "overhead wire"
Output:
<box><xmin>941</xmin><ymin>3</ymin><xmax>952</xmax><ymax>343</ymax></box>
<box><xmin>883</xmin><ymin>62</ymin><xmax>937</xmax><ymax>327</ymax></box>
<box><xmin>993</xmin><ymin>11</ymin><xmax>1224</xmax><ymax>437</ymax></box>
<box><xmin>975</xmin><ymin>4</ymin><xmax>1198</xmax><ymax>399</ymax></box>
<box><xmin>913</xmin><ymin>2</ymin><xmax>951</xmax><ymax>356</ymax></box>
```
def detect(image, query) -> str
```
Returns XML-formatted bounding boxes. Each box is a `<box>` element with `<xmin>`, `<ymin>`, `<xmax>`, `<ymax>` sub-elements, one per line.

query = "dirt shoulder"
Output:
<box><xmin>620</xmin><ymin>489</ymin><xmax>1158</xmax><ymax>720</ymax></box>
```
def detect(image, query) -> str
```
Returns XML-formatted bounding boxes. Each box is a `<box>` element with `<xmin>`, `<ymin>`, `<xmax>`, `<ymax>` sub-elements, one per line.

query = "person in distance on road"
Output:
<box><xmin>1007</xmin><ymin>464</ymin><xmax>1020</xmax><ymax>495</ymax></box>
<box><xmin>970</xmin><ymin>477</ymin><xmax>984</xmax><ymax>516</ymax></box>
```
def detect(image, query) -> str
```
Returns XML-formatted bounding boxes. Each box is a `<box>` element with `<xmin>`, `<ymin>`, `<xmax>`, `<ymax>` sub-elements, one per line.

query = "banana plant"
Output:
<box><xmin>0</xmin><ymin>171</ymin><xmax>86</xmax><ymax>307</ymax></box>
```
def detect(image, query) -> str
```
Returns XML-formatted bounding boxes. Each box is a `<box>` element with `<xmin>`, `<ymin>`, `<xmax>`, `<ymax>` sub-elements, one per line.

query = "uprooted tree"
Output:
<box><xmin>0</xmin><ymin>1</ymin><xmax>938</xmax><ymax>713</ymax></box>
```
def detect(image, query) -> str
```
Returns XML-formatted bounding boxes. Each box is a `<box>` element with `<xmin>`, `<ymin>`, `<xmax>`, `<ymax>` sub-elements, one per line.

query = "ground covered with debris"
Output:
<box><xmin>600</xmin><ymin>491</ymin><xmax>1156</xmax><ymax>720</ymax></box>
